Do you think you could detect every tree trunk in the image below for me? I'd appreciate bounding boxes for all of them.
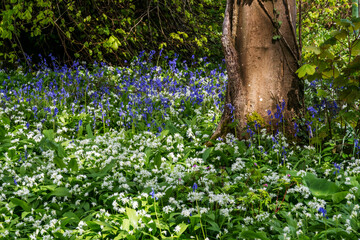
[212,0,303,140]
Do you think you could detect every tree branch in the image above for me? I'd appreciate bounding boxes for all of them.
[283,0,301,60]
[257,0,299,63]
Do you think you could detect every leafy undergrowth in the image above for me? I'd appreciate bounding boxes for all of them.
[0,56,360,240]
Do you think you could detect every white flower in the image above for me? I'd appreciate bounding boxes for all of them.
[174,225,181,233]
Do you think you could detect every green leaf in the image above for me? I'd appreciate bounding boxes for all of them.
[303,174,339,198]
[43,129,55,141]
[126,208,139,228]
[10,198,30,212]
[317,89,328,98]
[332,191,348,203]
[160,129,169,140]
[154,153,162,169]
[322,68,340,79]
[304,46,321,55]
[240,230,269,240]
[175,223,188,237]
[207,221,221,232]
[54,156,66,169]
[296,64,317,78]
[121,219,130,231]
[165,121,179,134]
[69,158,78,172]
[86,124,94,138]
[202,147,213,161]
[352,39,360,55]
[335,19,354,28]
[20,166,26,175]
[50,187,71,197]
[332,29,348,40]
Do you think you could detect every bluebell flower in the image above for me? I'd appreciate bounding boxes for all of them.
[53,107,59,117]
[192,182,198,192]
[294,122,299,136]
[13,177,18,186]
[150,188,158,200]
[333,163,341,174]
[318,207,328,219]
[307,106,318,118]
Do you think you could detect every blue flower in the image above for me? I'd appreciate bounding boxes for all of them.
[150,188,158,200]
[192,182,198,192]
[53,107,59,117]
[13,177,18,185]
[333,163,341,174]
[307,106,318,118]
[318,207,328,218]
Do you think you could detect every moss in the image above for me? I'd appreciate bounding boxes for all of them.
[246,112,266,128]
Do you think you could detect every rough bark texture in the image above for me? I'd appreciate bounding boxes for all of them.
[212,0,303,140]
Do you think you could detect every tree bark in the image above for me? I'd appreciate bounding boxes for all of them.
[211,0,303,140]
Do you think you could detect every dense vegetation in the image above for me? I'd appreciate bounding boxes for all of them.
[0,0,225,66]
[1,0,360,239]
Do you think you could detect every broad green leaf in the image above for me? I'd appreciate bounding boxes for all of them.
[86,124,94,138]
[296,64,316,78]
[126,208,138,228]
[322,68,340,79]
[332,191,348,203]
[304,46,321,55]
[202,147,213,161]
[352,39,360,55]
[335,19,354,28]
[10,198,30,212]
[54,156,66,169]
[165,121,179,134]
[317,89,328,98]
[207,221,220,232]
[121,219,130,231]
[332,29,348,40]
[43,129,55,141]
[50,187,71,197]
[349,177,359,186]
[86,221,101,231]
[69,158,78,172]
[154,153,162,169]
[39,185,57,191]
[160,129,170,140]
[303,174,339,197]
[319,49,335,60]
[176,223,188,237]
[317,227,349,238]
[240,230,269,240]
[21,211,31,219]
[20,166,26,175]
[339,87,360,103]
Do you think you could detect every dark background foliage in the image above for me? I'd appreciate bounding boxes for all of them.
[0,0,225,67]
